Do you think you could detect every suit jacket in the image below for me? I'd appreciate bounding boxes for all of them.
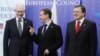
[65,19,97,56]
[3,18,33,56]
[31,22,63,56]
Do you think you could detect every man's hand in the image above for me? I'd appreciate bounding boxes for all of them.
[29,55,32,56]
[44,49,49,56]
[29,26,34,35]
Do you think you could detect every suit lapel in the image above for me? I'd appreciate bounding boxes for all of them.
[41,22,54,39]
[13,18,20,37]
[39,26,44,40]
[71,21,76,36]
[22,18,29,36]
[13,18,30,37]
[77,19,87,35]
[40,26,43,35]
[45,22,54,35]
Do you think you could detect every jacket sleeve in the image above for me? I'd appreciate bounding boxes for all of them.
[64,23,70,56]
[48,26,63,52]
[31,28,40,45]
[3,21,10,56]
[90,22,97,56]
[29,21,40,45]
[28,21,34,55]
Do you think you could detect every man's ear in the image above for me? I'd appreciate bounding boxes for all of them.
[83,13,86,16]
[46,14,49,18]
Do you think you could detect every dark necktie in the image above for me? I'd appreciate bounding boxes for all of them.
[75,21,81,33]
[42,24,47,36]
[18,19,22,36]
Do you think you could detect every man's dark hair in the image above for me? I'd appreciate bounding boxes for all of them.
[74,5,86,16]
[41,8,52,19]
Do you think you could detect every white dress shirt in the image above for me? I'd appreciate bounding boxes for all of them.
[75,17,85,27]
[42,19,52,34]
[16,17,24,31]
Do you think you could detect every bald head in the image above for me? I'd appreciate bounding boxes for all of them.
[14,4,25,18]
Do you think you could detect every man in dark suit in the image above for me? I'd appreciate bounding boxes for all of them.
[3,4,33,56]
[29,8,63,56]
[65,5,97,56]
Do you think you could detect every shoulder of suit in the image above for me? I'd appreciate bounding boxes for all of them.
[6,18,32,23]
[67,20,75,26]
[53,23,60,27]
[39,25,43,29]
[51,23,61,29]
[24,18,32,22]
[6,18,15,23]
[84,19,96,24]
[67,19,96,25]
[39,23,61,30]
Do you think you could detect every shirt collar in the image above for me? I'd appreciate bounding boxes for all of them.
[76,17,85,23]
[45,19,52,26]
[16,17,24,22]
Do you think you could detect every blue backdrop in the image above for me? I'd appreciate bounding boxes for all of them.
[25,0,100,56]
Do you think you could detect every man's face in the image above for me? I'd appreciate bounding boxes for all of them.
[73,7,84,20]
[39,11,48,23]
[15,7,25,18]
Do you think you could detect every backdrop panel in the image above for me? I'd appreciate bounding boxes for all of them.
[25,0,100,56]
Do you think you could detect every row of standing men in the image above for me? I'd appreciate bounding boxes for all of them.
[3,4,97,56]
